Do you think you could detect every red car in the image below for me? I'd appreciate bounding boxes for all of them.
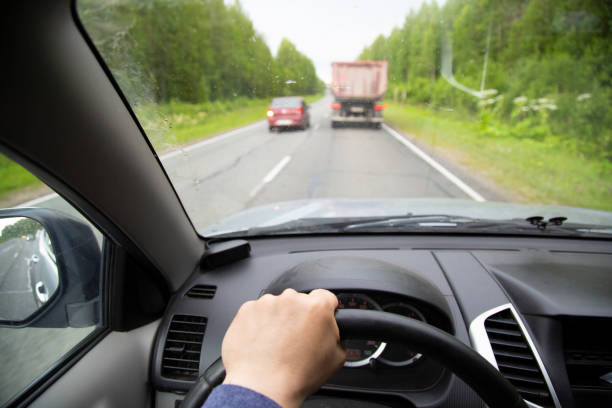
[267,96,310,131]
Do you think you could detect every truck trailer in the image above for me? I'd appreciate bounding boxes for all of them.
[330,61,388,128]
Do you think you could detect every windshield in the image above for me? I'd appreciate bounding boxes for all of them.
[76,0,612,237]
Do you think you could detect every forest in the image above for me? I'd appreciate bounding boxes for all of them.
[79,0,323,106]
[359,0,611,161]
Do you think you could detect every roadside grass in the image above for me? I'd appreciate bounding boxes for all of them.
[0,155,42,201]
[0,93,325,201]
[385,103,612,211]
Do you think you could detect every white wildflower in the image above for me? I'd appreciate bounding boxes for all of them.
[480,89,499,98]
[513,96,528,104]
[537,98,551,104]
[521,106,530,112]
[478,98,497,107]
[577,93,591,101]
[543,104,558,111]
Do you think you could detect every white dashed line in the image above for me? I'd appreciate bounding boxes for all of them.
[383,124,486,202]
[249,155,292,198]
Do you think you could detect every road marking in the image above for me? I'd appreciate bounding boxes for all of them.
[0,290,32,294]
[249,155,292,198]
[383,124,486,202]
[15,121,268,207]
[26,259,32,290]
[314,123,320,130]
[18,193,58,208]
[13,253,18,258]
[161,120,266,161]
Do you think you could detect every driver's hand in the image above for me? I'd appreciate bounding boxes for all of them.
[221,288,346,408]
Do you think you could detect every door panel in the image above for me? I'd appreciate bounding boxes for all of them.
[29,320,159,408]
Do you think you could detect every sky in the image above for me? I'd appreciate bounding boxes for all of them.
[235,0,437,82]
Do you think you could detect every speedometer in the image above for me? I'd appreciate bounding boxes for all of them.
[378,303,426,366]
[337,293,386,368]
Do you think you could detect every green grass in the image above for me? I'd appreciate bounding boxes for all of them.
[0,155,42,201]
[385,102,612,211]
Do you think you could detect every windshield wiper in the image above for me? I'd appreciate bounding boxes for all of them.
[342,214,478,231]
[209,214,455,237]
[208,214,612,238]
[343,214,612,237]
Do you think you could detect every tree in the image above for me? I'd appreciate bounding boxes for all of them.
[0,218,42,242]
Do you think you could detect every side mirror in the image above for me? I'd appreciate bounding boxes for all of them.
[0,208,101,328]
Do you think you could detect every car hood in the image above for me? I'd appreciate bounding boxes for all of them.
[200,198,612,236]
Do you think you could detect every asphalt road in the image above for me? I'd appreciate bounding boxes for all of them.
[0,230,60,322]
[162,95,482,230]
[0,237,39,321]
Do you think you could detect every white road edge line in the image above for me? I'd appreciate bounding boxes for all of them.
[249,155,292,198]
[160,120,266,161]
[18,193,58,208]
[16,120,268,207]
[382,123,486,202]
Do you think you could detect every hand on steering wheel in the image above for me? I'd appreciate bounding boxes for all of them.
[221,288,345,408]
[181,289,527,408]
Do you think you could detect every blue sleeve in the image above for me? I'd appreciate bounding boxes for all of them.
[202,384,282,408]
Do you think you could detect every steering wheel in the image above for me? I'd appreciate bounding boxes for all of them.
[181,309,527,408]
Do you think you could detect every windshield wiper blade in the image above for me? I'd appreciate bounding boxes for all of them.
[341,214,480,231]
[208,214,612,238]
[212,215,407,237]
[342,214,612,236]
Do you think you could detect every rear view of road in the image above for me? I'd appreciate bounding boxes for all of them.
[0,237,39,320]
[163,95,484,229]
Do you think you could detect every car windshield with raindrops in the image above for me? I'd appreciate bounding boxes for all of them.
[75,0,612,239]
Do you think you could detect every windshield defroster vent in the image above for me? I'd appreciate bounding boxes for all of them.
[485,309,554,407]
[161,314,207,381]
[186,284,217,299]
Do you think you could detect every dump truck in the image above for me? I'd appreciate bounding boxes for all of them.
[330,61,388,128]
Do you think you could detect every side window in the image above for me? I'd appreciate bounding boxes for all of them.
[0,153,105,405]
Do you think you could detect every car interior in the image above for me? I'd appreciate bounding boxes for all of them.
[1,1,611,408]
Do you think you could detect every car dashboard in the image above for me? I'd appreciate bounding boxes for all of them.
[150,235,612,408]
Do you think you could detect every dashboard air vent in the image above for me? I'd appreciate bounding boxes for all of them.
[161,314,207,381]
[485,309,554,407]
[186,284,217,299]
